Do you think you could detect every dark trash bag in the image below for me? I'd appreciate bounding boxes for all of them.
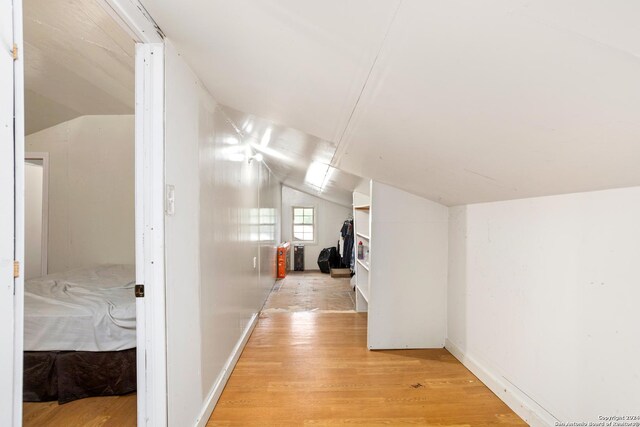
[318,247,340,273]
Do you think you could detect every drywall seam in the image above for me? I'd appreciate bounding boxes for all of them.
[195,313,259,427]
[445,338,556,427]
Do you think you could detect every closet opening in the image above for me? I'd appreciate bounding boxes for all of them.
[24,153,48,280]
[22,0,137,424]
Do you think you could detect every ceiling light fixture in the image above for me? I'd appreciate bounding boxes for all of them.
[250,142,292,163]
[248,152,264,164]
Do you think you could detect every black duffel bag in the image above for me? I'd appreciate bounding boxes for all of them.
[317,247,339,273]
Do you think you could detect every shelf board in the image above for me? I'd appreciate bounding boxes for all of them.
[356,284,369,302]
[356,232,370,240]
[354,204,370,211]
[356,259,370,271]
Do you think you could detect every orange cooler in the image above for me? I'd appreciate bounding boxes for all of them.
[277,242,291,279]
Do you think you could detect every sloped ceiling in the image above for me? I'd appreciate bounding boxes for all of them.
[222,106,364,207]
[143,0,640,205]
[24,0,134,135]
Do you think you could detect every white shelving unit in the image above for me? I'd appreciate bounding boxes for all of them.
[353,200,370,312]
[352,180,449,350]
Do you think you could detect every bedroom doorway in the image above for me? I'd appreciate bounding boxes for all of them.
[24,154,48,280]
[22,0,138,422]
[16,0,165,426]
[4,0,166,425]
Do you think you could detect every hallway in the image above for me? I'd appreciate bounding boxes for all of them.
[207,273,526,426]
[262,271,355,313]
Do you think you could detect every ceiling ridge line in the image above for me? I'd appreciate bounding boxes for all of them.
[325,0,404,179]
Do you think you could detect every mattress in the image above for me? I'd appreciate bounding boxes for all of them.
[24,264,136,352]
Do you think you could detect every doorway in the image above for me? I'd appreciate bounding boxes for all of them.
[24,153,48,280]
[22,0,137,422]
[4,0,166,425]
[17,0,165,426]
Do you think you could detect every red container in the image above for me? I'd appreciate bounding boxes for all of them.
[276,242,291,279]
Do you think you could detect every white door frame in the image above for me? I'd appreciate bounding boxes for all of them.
[99,1,167,426]
[7,0,167,426]
[25,152,49,277]
[7,0,26,424]
[133,42,167,427]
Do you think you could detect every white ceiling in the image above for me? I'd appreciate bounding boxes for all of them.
[24,0,135,135]
[336,0,640,205]
[143,0,640,205]
[142,0,401,143]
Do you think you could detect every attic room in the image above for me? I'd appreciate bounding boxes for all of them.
[1,1,639,427]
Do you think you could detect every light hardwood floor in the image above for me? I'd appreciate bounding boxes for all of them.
[208,273,527,426]
[23,394,136,427]
[23,273,526,426]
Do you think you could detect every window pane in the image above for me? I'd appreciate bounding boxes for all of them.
[293,225,305,240]
[293,208,315,241]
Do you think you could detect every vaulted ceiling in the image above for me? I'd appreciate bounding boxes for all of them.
[222,106,364,207]
[24,0,134,135]
[141,0,640,206]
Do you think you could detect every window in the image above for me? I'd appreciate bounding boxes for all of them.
[259,207,277,242]
[292,207,315,242]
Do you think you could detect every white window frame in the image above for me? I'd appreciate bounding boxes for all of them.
[292,206,317,244]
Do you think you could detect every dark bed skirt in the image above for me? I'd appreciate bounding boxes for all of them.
[23,348,137,404]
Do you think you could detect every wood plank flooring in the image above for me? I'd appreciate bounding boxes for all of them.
[22,272,526,426]
[23,393,136,427]
[207,272,527,426]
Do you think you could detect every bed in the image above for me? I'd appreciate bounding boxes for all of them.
[23,264,137,403]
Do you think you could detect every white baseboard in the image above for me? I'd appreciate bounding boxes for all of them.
[195,313,259,427]
[445,339,556,427]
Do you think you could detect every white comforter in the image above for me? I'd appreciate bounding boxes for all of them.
[24,264,136,352]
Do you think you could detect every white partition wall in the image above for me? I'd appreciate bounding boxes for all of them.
[164,40,281,427]
[363,181,449,349]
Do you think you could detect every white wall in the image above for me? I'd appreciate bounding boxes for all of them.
[369,181,448,349]
[447,186,640,425]
[164,41,281,427]
[259,169,282,290]
[25,115,134,273]
[281,185,351,270]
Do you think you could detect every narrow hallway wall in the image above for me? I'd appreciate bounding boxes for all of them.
[164,41,281,426]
